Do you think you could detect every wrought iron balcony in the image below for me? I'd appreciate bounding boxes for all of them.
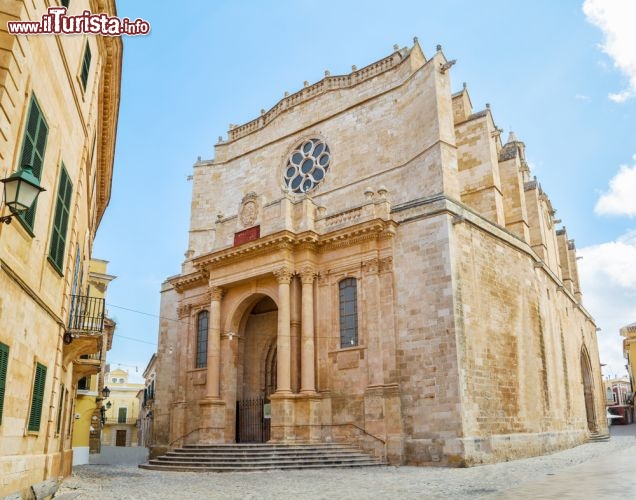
[67,294,105,335]
[63,295,106,365]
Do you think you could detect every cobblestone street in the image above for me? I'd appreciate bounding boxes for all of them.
[56,425,636,499]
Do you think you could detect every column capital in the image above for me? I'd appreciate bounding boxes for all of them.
[362,258,379,274]
[273,266,293,284]
[176,303,192,319]
[210,286,225,301]
[298,265,317,284]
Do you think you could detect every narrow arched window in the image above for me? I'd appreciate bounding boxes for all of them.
[339,278,358,348]
[196,311,208,368]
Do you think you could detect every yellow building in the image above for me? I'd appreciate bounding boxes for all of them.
[0,1,121,496]
[71,259,116,465]
[621,322,636,399]
[101,368,144,447]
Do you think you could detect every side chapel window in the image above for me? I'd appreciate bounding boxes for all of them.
[339,278,358,348]
[196,311,208,368]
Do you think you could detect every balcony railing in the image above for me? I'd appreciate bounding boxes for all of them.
[80,352,102,361]
[104,418,138,425]
[68,294,105,334]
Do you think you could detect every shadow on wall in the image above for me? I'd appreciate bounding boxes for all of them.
[89,446,149,465]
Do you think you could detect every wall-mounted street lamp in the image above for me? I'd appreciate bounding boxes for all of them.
[96,386,111,405]
[0,165,45,224]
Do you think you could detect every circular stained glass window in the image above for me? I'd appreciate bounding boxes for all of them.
[283,138,331,194]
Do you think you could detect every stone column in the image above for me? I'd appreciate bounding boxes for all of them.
[274,267,292,394]
[206,287,224,399]
[300,266,317,394]
[290,276,301,393]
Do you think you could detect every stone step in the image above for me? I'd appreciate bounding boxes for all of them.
[149,456,373,466]
[588,432,610,442]
[166,450,369,457]
[161,455,376,463]
[139,462,385,472]
[180,444,358,450]
[140,443,385,472]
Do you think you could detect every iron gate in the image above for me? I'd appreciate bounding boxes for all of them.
[236,398,270,443]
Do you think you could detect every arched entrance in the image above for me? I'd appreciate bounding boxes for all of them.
[236,296,278,442]
[580,346,596,431]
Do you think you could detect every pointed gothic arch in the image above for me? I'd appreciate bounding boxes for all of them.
[580,345,597,431]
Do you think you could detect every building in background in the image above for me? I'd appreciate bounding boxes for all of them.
[0,1,121,496]
[71,260,116,464]
[101,368,144,447]
[604,376,632,425]
[614,322,636,426]
[139,354,157,447]
[153,40,605,466]
[621,322,636,395]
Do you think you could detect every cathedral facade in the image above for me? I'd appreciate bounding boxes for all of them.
[152,40,605,466]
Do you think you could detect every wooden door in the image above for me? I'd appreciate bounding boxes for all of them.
[116,429,127,446]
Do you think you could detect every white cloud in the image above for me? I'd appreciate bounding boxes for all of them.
[578,231,636,377]
[595,155,636,217]
[583,0,636,103]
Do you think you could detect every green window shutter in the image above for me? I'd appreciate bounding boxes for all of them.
[28,363,47,432]
[0,342,9,425]
[18,96,48,232]
[48,166,73,274]
[61,0,70,8]
[81,42,91,90]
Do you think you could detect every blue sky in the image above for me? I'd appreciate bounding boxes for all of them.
[95,0,636,380]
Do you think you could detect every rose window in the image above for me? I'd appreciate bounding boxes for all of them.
[284,138,331,194]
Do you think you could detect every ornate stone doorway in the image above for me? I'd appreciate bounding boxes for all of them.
[236,296,278,442]
[580,347,596,431]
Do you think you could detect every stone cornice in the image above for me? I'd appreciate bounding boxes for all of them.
[225,48,410,143]
[191,219,396,272]
[170,270,209,294]
[95,10,123,228]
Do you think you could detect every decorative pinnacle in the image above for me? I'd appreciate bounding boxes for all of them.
[324,70,330,77]
[486,103,491,109]
[413,37,419,44]
[393,44,399,51]
[304,81,309,87]
[463,82,467,89]
[351,65,357,71]
[436,44,442,52]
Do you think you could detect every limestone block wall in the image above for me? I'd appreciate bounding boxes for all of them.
[390,212,462,464]
[455,111,505,226]
[187,45,458,259]
[152,282,180,451]
[451,217,604,464]
[498,152,530,242]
